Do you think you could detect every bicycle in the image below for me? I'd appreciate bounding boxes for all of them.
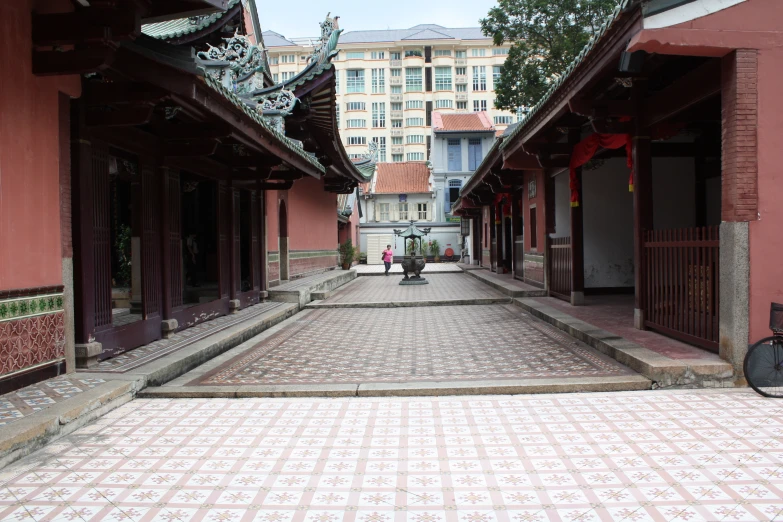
[744,302,783,397]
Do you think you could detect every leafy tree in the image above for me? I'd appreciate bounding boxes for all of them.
[481,0,617,111]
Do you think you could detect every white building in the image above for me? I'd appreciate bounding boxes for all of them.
[262,24,516,163]
[359,162,461,262]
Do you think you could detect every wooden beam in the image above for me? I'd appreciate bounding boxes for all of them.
[591,118,633,134]
[642,59,721,128]
[86,105,154,127]
[163,139,220,157]
[85,83,167,106]
[570,97,634,118]
[33,46,116,76]
[150,121,232,140]
[32,9,140,46]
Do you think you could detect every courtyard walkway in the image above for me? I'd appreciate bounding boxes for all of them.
[1,388,781,521]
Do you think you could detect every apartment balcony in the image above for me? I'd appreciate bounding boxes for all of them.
[403,55,425,67]
[455,92,468,101]
[390,94,403,102]
[389,59,402,67]
[390,145,404,154]
[432,56,453,67]
[455,58,468,66]
[454,74,468,85]
[390,128,404,137]
[389,77,403,86]
[390,110,403,119]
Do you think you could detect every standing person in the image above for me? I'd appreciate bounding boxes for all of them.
[382,244,393,276]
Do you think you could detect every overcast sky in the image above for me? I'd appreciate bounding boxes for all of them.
[260,0,499,39]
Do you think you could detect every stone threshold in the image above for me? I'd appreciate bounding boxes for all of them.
[305,297,513,309]
[464,269,548,297]
[139,375,651,399]
[0,301,298,469]
[269,269,357,308]
[512,298,735,388]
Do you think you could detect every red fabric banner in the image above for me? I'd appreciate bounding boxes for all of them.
[569,133,633,207]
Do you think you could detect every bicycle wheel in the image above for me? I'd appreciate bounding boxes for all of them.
[744,336,783,397]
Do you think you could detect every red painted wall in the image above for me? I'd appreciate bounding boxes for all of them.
[0,0,80,291]
[287,177,338,251]
[522,171,546,253]
[266,190,281,252]
[749,46,783,341]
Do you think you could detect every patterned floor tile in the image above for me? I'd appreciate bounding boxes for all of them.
[0,377,106,426]
[191,305,634,386]
[0,389,780,522]
[321,274,505,303]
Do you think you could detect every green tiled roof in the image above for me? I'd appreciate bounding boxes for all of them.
[202,74,325,173]
[142,0,240,40]
[500,0,632,149]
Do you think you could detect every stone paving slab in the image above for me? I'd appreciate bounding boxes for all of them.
[353,263,463,275]
[268,269,356,308]
[464,268,548,297]
[1,388,781,522]
[167,305,642,390]
[306,298,513,309]
[316,273,508,305]
[514,298,735,388]
[0,377,107,426]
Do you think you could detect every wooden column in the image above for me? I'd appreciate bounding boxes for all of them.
[632,81,653,329]
[511,191,521,279]
[250,190,261,293]
[217,181,231,300]
[139,157,161,320]
[570,167,585,305]
[72,132,96,345]
[159,166,182,321]
[229,184,241,311]
[257,184,268,296]
[489,204,497,271]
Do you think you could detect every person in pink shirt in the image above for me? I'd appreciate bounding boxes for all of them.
[382,245,393,276]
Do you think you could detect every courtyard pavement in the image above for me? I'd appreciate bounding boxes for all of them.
[1,388,781,521]
[353,264,463,275]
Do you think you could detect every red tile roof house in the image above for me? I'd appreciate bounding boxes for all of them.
[359,162,463,264]
[430,112,497,264]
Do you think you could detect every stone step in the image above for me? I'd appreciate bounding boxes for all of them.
[464,268,548,297]
[269,269,357,308]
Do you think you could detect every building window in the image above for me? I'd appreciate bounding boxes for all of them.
[456,84,467,92]
[269,56,279,65]
[391,120,403,128]
[391,85,402,94]
[372,136,387,162]
[468,138,482,170]
[434,49,452,57]
[457,101,468,110]
[471,49,486,57]
[280,71,292,81]
[472,66,487,91]
[346,69,365,93]
[447,179,462,213]
[346,102,365,111]
[473,100,487,112]
[391,102,403,111]
[371,69,385,93]
[336,104,340,127]
[335,73,340,94]
[492,65,502,87]
[405,49,423,57]
[348,153,364,160]
[406,117,424,127]
[492,47,509,56]
[455,50,467,58]
[391,68,402,77]
[407,152,425,161]
[281,54,296,63]
[346,119,366,128]
[405,67,422,92]
[347,136,367,146]
[399,202,409,220]
[447,138,461,172]
[405,100,424,110]
[392,136,403,145]
[371,51,385,60]
[434,66,452,90]
[417,202,428,220]
[406,135,425,144]
[390,51,401,60]
[435,99,453,109]
[529,207,538,249]
[273,73,279,83]
[379,203,390,221]
[494,115,514,125]
[455,67,467,75]
[392,154,404,162]
[372,102,386,128]
[346,51,365,59]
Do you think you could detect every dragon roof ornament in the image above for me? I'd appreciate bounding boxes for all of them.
[196,31,267,94]
[309,13,341,66]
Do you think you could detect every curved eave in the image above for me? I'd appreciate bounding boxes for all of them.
[142,0,241,41]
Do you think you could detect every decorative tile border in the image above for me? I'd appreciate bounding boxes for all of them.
[0,292,64,323]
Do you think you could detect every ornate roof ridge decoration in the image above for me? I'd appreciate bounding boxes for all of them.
[310,13,342,66]
[201,74,325,173]
[196,31,268,94]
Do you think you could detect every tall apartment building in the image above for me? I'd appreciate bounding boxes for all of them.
[263,24,516,163]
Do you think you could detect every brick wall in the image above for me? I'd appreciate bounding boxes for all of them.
[721,49,758,223]
[290,254,337,278]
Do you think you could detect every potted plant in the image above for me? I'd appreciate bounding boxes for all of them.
[359,252,367,264]
[429,239,441,262]
[339,239,358,270]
